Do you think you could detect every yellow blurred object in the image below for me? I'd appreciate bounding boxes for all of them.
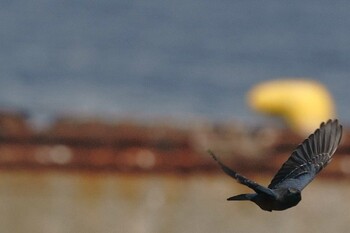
[247,79,335,135]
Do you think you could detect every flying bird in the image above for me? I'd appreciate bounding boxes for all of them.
[209,119,342,211]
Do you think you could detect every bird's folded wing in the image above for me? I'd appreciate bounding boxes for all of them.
[209,150,276,198]
[268,119,342,190]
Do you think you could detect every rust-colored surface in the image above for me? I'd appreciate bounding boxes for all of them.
[0,111,349,177]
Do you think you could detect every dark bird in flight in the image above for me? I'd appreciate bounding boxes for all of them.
[209,119,342,211]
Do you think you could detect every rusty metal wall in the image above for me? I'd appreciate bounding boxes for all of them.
[0,112,350,177]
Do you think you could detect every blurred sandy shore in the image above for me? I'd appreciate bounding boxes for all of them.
[0,171,349,233]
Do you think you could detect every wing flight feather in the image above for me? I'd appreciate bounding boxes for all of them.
[268,119,342,189]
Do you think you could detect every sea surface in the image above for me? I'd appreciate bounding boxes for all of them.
[1,1,350,126]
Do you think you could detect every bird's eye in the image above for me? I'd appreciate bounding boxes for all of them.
[288,188,299,194]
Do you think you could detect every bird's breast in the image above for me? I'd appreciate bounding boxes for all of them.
[253,193,301,211]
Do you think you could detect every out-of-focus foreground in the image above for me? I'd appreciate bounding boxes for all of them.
[0,111,350,233]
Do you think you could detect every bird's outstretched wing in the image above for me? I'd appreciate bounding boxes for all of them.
[209,150,277,198]
[268,119,342,190]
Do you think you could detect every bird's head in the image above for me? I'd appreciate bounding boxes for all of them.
[286,187,301,202]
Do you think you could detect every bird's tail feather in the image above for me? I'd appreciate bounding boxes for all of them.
[227,193,255,201]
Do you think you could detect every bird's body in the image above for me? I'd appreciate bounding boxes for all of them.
[209,119,342,211]
[229,188,301,211]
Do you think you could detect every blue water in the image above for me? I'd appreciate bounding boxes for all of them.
[1,1,350,126]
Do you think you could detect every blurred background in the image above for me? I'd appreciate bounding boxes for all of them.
[1,1,350,232]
